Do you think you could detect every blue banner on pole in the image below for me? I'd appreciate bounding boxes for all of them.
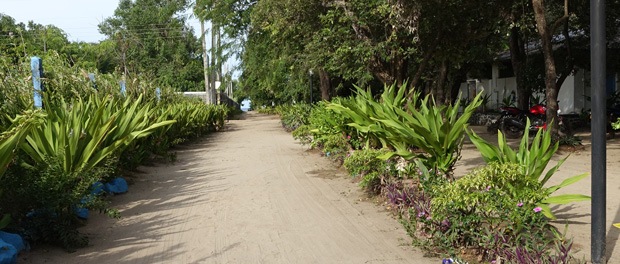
[88,73,97,90]
[30,57,43,109]
[120,80,126,96]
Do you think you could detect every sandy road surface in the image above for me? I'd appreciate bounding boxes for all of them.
[21,112,438,264]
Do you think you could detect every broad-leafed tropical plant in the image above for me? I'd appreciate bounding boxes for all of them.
[331,83,483,177]
[466,120,589,219]
[0,110,45,229]
[328,84,409,149]
[374,89,483,177]
[20,95,175,174]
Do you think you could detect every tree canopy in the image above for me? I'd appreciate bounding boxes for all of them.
[99,0,203,91]
[3,0,620,118]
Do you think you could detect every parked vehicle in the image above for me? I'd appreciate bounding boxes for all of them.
[487,104,563,138]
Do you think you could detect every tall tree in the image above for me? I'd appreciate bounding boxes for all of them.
[0,14,26,63]
[531,0,572,135]
[99,0,203,91]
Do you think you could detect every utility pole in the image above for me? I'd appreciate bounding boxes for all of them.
[216,24,222,104]
[201,20,211,104]
[210,22,217,105]
[590,0,607,263]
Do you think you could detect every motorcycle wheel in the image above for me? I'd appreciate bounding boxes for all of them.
[487,120,500,134]
[500,121,524,139]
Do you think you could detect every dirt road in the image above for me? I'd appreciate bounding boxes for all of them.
[21,112,438,263]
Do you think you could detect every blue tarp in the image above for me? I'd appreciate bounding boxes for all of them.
[0,231,25,264]
[73,179,127,219]
[103,177,128,194]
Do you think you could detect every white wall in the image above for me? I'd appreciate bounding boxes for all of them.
[459,77,517,109]
[558,75,575,114]
[459,72,585,114]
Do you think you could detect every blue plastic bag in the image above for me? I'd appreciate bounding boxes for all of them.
[0,239,18,264]
[103,177,128,194]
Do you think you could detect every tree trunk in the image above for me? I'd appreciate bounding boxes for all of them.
[532,0,559,136]
[434,60,449,105]
[450,66,468,105]
[556,17,574,93]
[318,69,331,101]
[509,21,528,110]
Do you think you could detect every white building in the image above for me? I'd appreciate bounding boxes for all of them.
[460,63,619,115]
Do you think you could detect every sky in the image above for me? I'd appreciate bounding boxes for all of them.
[2,0,202,43]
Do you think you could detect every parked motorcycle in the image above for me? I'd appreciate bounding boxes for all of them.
[487,104,562,138]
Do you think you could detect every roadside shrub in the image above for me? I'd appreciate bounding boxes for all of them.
[256,106,278,115]
[0,52,230,252]
[306,101,353,145]
[2,156,116,251]
[319,134,350,164]
[279,104,312,131]
[488,227,582,264]
[432,163,548,250]
[0,110,45,230]
[396,162,581,262]
[330,83,483,178]
[292,101,367,158]
[343,148,391,191]
[292,124,312,145]
[554,134,582,147]
[467,120,589,219]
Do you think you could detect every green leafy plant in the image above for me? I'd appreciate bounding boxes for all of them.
[479,93,492,112]
[330,83,483,177]
[21,95,175,174]
[0,110,45,229]
[328,84,406,149]
[320,134,350,164]
[501,95,516,108]
[293,100,358,150]
[279,104,312,131]
[292,124,313,146]
[466,120,589,219]
[433,163,549,246]
[6,156,117,251]
[343,148,391,191]
[554,134,582,147]
[375,92,482,177]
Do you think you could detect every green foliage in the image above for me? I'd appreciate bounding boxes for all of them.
[433,163,548,235]
[239,0,509,104]
[554,134,582,147]
[0,52,228,250]
[331,83,482,177]
[99,0,204,91]
[401,163,554,259]
[291,125,312,146]
[319,134,350,164]
[307,101,350,141]
[328,84,408,150]
[2,154,119,251]
[343,148,391,190]
[0,110,45,229]
[613,118,620,130]
[20,95,175,175]
[279,104,312,131]
[0,110,45,177]
[293,100,360,149]
[467,120,590,219]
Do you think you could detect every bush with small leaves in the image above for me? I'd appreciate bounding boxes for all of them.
[344,148,391,191]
